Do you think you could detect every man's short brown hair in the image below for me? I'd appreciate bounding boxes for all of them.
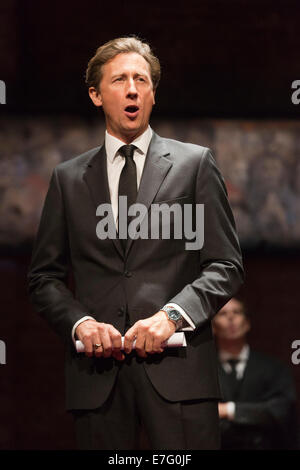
[85,36,161,91]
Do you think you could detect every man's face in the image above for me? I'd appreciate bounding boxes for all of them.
[213,299,250,341]
[89,52,155,143]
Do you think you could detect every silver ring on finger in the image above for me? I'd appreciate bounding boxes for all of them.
[93,343,102,350]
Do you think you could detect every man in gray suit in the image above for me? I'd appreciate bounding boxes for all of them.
[28,36,244,450]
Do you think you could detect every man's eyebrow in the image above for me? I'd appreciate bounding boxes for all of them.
[135,72,150,79]
[111,72,149,79]
[111,73,126,79]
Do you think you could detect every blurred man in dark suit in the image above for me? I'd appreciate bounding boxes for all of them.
[28,36,244,450]
[213,297,297,449]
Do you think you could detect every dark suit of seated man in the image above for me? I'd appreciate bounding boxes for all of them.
[28,36,244,450]
[213,298,297,449]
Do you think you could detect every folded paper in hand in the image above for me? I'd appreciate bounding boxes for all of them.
[76,332,187,353]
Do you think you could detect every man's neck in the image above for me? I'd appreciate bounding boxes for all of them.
[106,127,148,145]
[217,339,247,357]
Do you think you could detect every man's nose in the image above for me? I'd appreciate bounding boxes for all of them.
[126,78,138,96]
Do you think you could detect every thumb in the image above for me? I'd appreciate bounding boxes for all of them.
[124,324,138,341]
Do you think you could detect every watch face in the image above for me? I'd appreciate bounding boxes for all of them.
[168,310,181,322]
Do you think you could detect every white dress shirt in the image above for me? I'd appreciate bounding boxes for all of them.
[72,126,195,342]
[105,125,152,226]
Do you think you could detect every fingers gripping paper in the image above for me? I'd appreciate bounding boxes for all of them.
[76,332,187,353]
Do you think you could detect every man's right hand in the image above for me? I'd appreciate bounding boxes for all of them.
[75,320,125,361]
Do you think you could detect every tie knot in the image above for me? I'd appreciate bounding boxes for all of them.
[228,359,239,369]
[119,144,136,160]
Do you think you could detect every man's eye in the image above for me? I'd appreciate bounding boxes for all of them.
[137,77,145,82]
[114,77,123,82]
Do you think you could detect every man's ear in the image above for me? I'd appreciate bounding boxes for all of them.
[152,89,156,105]
[88,87,102,107]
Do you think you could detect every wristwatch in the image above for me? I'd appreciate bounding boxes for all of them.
[162,305,184,331]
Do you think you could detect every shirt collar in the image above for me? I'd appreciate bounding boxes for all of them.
[219,344,250,363]
[105,126,153,163]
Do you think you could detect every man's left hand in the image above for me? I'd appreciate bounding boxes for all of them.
[218,402,230,419]
[124,310,176,357]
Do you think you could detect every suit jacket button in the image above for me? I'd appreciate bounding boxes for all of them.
[118,308,124,316]
[124,271,132,278]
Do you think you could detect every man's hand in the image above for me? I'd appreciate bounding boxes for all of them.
[75,319,124,361]
[124,310,176,358]
[218,402,230,419]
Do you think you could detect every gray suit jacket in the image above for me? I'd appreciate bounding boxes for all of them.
[28,132,244,410]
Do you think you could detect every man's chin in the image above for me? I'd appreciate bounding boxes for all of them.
[223,333,243,341]
[107,122,148,142]
[121,125,147,140]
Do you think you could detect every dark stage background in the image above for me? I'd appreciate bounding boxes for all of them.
[1,0,300,449]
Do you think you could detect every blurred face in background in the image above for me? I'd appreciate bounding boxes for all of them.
[213,298,250,342]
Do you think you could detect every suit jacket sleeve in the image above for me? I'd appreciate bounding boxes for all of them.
[169,148,244,327]
[27,167,90,343]
[234,364,297,432]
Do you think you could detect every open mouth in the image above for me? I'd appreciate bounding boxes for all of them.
[124,105,139,117]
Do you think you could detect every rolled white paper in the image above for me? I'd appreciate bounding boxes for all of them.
[75,332,187,353]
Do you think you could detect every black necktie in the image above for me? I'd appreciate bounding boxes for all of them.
[227,359,240,400]
[118,144,137,250]
[228,359,238,379]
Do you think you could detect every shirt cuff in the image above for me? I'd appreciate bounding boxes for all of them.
[226,401,236,420]
[162,303,196,330]
[71,316,96,345]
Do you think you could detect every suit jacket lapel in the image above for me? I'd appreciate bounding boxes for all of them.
[125,132,172,257]
[83,144,124,259]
